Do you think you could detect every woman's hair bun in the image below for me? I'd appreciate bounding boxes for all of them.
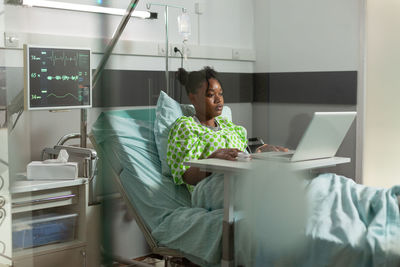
[176,68,189,86]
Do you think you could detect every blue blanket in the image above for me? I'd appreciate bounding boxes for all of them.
[302,174,400,267]
[237,172,400,266]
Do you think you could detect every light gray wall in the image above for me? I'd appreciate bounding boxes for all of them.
[5,0,254,50]
[252,0,360,179]
[253,0,360,73]
[228,103,253,138]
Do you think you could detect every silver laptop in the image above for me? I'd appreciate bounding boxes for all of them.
[252,112,356,162]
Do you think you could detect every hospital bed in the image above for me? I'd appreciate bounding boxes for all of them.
[90,107,223,266]
[90,100,400,266]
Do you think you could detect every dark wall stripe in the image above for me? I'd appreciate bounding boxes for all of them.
[218,72,254,103]
[253,73,270,103]
[93,70,254,107]
[254,71,357,105]
[1,68,357,107]
[94,70,356,107]
[93,70,163,107]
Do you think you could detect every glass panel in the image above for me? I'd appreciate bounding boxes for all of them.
[235,0,361,265]
[7,0,400,266]
[0,0,12,264]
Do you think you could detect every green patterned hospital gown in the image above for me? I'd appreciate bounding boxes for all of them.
[167,116,248,192]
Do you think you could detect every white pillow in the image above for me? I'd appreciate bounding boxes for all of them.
[154,91,232,176]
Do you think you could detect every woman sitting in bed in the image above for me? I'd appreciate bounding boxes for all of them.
[166,67,400,264]
[166,67,287,208]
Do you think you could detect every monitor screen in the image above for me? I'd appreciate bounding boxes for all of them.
[25,45,92,110]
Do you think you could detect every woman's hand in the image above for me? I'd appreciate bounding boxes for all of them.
[183,148,241,185]
[208,148,241,161]
[256,144,288,153]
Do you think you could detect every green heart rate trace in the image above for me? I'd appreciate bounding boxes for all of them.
[47,75,79,81]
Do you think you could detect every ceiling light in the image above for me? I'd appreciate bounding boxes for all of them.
[19,0,157,19]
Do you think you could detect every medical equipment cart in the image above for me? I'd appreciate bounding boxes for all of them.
[9,178,88,267]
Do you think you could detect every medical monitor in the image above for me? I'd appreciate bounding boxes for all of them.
[25,45,92,110]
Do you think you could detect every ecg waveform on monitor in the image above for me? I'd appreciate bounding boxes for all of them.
[46,51,80,66]
[46,92,81,101]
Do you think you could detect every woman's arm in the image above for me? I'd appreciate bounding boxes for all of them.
[182,148,240,185]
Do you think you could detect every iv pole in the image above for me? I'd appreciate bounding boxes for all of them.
[146,3,186,97]
[82,1,185,148]
[80,0,140,148]
[76,0,141,207]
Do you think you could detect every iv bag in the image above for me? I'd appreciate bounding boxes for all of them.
[178,13,191,41]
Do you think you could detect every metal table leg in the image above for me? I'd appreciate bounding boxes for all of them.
[222,172,234,267]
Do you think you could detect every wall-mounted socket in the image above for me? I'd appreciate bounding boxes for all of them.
[158,43,167,56]
[171,45,191,58]
[4,32,19,48]
[172,46,181,57]
[232,49,240,60]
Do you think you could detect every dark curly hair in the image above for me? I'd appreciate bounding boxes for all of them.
[176,66,222,95]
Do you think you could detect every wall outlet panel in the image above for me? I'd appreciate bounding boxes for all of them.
[0,32,256,62]
[4,32,19,48]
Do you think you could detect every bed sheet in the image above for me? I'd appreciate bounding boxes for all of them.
[302,173,400,266]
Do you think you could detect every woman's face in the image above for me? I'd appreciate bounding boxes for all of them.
[189,78,224,120]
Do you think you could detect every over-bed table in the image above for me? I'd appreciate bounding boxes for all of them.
[185,157,351,266]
